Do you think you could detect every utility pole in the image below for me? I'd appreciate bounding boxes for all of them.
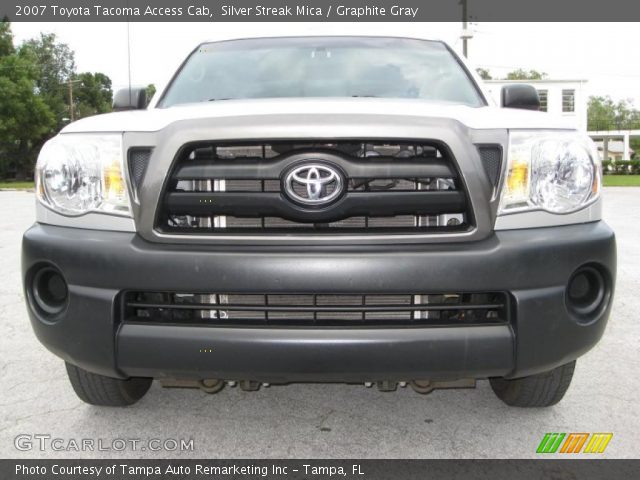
[64,79,82,122]
[462,0,468,58]
[459,0,473,58]
[68,79,74,121]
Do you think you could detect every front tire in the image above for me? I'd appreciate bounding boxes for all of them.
[490,361,576,407]
[65,362,152,406]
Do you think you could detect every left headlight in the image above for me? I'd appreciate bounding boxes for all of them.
[35,134,131,216]
[499,131,601,215]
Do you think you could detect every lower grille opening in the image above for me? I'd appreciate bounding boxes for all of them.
[123,292,510,328]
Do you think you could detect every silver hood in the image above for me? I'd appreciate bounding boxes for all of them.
[61,97,576,134]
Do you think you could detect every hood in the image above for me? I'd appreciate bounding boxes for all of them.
[61,98,576,134]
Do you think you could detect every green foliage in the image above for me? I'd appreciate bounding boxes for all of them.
[0,21,116,180]
[0,17,14,57]
[588,96,640,131]
[505,69,547,80]
[602,160,640,175]
[74,72,113,118]
[0,53,55,178]
[146,83,157,106]
[18,32,76,129]
[475,68,492,80]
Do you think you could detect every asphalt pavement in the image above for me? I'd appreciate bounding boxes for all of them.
[1,188,638,459]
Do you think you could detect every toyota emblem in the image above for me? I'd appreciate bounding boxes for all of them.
[283,163,344,206]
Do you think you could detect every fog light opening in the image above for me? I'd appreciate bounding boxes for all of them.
[32,266,68,316]
[566,266,607,319]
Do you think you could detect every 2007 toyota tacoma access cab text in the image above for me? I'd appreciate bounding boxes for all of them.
[22,36,616,407]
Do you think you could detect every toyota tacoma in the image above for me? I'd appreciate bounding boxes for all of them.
[22,36,616,407]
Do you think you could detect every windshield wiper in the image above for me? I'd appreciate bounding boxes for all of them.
[208,98,233,102]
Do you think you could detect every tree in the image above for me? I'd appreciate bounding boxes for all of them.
[19,33,75,129]
[475,68,492,80]
[0,53,55,179]
[588,96,640,131]
[74,72,113,118]
[0,16,14,57]
[505,69,547,80]
[146,83,156,106]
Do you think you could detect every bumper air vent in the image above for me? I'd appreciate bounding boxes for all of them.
[123,291,510,328]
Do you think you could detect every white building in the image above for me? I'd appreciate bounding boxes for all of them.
[592,139,634,162]
[483,79,637,161]
[588,130,639,161]
[484,79,589,132]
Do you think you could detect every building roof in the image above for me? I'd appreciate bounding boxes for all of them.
[484,79,588,84]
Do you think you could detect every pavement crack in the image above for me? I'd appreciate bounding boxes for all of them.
[315,408,335,431]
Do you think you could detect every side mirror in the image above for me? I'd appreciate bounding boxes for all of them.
[113,87,147,111]
[500,84,541,111]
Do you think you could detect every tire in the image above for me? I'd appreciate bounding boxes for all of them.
[490,361,576,408]
[65,362,152,406]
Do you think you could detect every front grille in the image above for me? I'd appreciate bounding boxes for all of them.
[123,291,509,328]
[155,140,474,235]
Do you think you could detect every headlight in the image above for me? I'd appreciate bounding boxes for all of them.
[499,131,600,215]
[35,134,131,216]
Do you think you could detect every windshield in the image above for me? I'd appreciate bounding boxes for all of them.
[159,37,485,108]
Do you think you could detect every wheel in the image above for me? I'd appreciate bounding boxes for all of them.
[490,361,576,407]
[65,362,152,406]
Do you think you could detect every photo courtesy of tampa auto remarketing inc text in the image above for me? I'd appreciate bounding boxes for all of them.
[0,0,638,478]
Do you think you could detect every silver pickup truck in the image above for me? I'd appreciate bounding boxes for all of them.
[22,36,615,407]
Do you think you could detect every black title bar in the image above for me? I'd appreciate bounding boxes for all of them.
[3,459,640,480]
[3,0,640,22]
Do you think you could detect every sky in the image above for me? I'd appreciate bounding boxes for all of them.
[10,22,640,105]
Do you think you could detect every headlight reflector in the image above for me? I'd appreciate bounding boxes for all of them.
[36,134,131,216]
[499,131,600,215]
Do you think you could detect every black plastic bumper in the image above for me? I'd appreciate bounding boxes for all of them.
[22,221,616,382]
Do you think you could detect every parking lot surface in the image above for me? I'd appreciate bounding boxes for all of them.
[1,189,638,458]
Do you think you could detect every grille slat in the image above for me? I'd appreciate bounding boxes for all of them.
[125,302,505,312]
[123,292,509,328]
[174,157,456,181]
[157,140,474,235]
[164,190,466,222]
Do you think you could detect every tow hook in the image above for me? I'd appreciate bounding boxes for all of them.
[409,379,476,395]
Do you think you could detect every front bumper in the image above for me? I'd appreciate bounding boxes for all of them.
[22,221,616,382]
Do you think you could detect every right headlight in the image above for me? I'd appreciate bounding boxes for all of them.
[499,131,601,215]
[35,133,131,217]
